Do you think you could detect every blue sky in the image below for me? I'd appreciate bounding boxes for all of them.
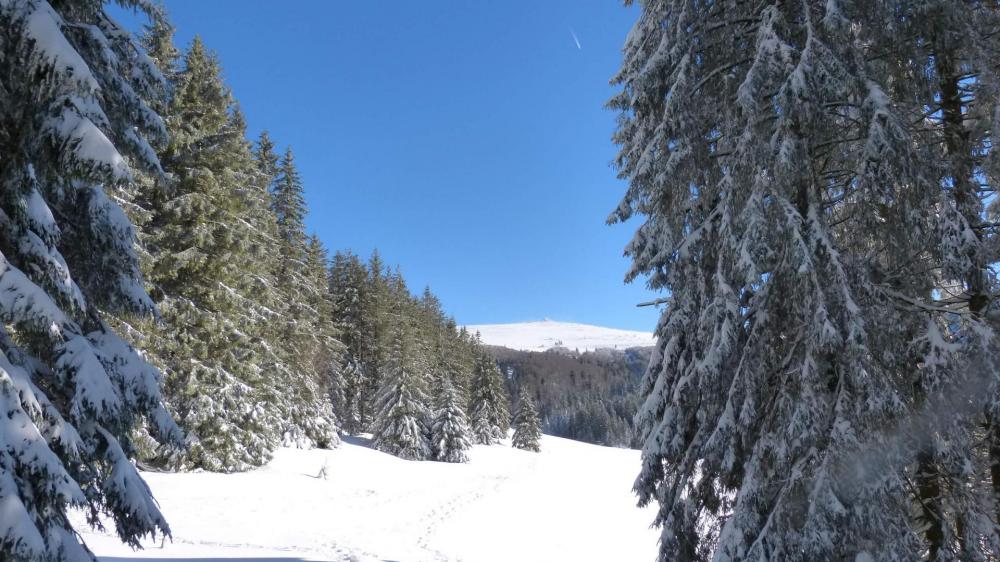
[112,1,659,332]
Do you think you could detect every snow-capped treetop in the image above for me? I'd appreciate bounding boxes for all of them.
[0,1,181,560]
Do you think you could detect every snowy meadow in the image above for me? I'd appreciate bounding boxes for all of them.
[76,435,657,562]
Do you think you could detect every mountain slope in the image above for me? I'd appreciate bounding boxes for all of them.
[76,436,658,561]
[491,345,650,447]
[464,319,654,352]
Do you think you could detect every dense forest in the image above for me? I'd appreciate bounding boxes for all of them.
[116,10,525,470]
[492,346,650,447]
[0,4,541,560]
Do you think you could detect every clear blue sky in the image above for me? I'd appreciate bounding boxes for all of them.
[112,1,660,332]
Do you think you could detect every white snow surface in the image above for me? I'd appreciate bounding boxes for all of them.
[76,434,658,562]
[463,319,654,352]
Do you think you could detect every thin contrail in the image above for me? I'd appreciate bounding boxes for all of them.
[569,27,582,50]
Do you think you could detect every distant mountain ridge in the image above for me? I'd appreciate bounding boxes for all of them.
[487,344,651,448]
[458,319,655,448]
[463,319,654,353]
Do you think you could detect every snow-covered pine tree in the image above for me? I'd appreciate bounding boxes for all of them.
[144,37,279,472]
[337,356,363,432]
[138,3,179,96]
[511,388,541,452]
[253,131,280,189]
[431,320,473,420]
[0,1,184,559]
[272,148,308,252]
[231,114,319,454]
[876,5,1000,557]
[372,324,431,460]
[330,250,369,433]
[246,131,283,275]
[611,1,1000,560]
[469,351,510,445]
[359,250,390,427]
[267,149,341,448]
[298,234,342,448]
[431,377,472,463]
[452,325,478,400]
[100,4,181,463]
[330,254,482,448]
[113,5,176,238]
[242,129,288,427]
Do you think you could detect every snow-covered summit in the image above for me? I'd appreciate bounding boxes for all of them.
[463,319,654,352]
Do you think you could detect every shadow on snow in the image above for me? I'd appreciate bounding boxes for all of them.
[340,434,374,448]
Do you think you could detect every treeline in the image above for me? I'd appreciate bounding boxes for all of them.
[545,395,635,447]
[329,251,526,461]
[114,17,342,472]
[493,347,649,448]
[116,11,533,471]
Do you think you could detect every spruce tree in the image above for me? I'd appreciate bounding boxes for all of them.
[330,255,483,453]
[246,131,282,274]
[469,351,510,445]
[0,1,183,558]
[267,148,341,448]
[372,325,431,460]
[297,234,342,448]
[611,2,1000,560]
[138,3,180,89]
[144,37,278,472]
[511,388,541,453]
[253,131,280,189]
[330,250,368,434]
[272,148,307,250]
[431,377,472,463]
[359,250,390,427]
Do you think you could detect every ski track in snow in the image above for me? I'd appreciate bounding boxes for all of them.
[75,435,658,562]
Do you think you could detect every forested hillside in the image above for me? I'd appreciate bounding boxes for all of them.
[329,251,515,460]
[492,345,650,447]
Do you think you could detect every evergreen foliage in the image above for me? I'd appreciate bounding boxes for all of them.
[469,352,511,445]
[119,16,346,470]
[359,250,388,426]
[140,37,281,472]
[138,4,179,89]
[372,326,431,460]
[431,377,472,463]
[511,388,541,452]
[293,235,342,448]
[272,149,308,251]
[612,2,1000,560]
[267,147,341,449]
[496,346,646,448]
[0,1,183,559]
[330,251,369,434]
[330,250,482,447]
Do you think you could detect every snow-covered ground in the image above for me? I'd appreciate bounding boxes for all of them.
[77,434,658,562]
[463,319,654,352]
